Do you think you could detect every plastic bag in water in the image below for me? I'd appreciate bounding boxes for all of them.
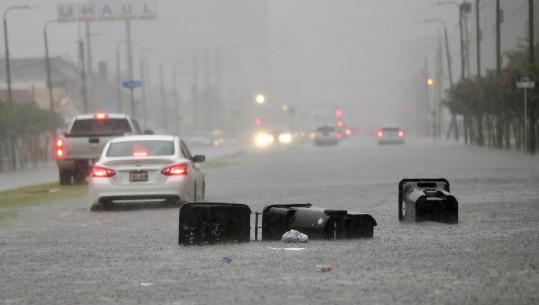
[282,229,308,243]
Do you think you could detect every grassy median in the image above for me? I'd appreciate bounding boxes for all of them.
[0,183,87,221]
[0,158,234,222]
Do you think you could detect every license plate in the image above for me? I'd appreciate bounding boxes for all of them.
[129,171,148,182]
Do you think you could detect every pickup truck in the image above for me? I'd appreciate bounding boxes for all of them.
[55,113,143,185]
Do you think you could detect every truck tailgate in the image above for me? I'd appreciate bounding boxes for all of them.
[63,136,118,159]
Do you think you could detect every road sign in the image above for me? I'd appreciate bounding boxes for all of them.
[516,74,535,89]
[58,1,157,22]
[121,80,143,89]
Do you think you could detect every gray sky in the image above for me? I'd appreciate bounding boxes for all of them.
[1,0,534,132]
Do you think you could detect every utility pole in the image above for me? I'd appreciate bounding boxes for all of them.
[424,58,429,136]
[173,63,182,136]
[159,60,168,132]
[44,21,56,111]
[85,21,94,110]
[126,19,135,117]
[437,32,444,139]
[204,50,212,130]
[192,50,199,132]
[79,40,88,113]
[476,0,481,78]
[494,0,505,148]
[528,0,536,154]
[459,4,466,81]
[475,0,485,146]
[116,43,122,112]
[496,0,501,74]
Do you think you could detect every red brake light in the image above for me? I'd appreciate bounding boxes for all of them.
[377,130,383,137]
[55,138,64,158]
[133,151,147,157]
[345,128,352,136]
[336,132,342,139]
[94,113,108,120]
[398,130,404,137]
[161,164,188,176]
[91,166,116,178]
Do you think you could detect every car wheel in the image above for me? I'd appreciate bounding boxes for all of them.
[59,170,72,185]
[73,169,87,184]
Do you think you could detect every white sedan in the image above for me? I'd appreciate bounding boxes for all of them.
[89,135,205,210]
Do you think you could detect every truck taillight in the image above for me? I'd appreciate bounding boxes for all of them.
[161,164,188,176]
[55,138,64,158]
[91,166,116,178]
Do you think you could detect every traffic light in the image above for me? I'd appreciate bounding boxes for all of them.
[335,108,342,117]
[336,121,343,128]
[255,118,262,125]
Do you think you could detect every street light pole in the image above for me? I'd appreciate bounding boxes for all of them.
[115,41,126,112]
[125,19,135,117]
[436,1,468,80]
[425,19,453,87]
[3,5,32,105]
[43,20,57,112]
[159,57,174,132]
[173,62,182,136]
[139,50,155,129]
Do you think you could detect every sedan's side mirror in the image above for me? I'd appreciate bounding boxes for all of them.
[193,155,205,163]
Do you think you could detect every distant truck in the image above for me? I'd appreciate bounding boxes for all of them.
[54,113,143,185]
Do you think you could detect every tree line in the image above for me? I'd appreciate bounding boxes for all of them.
[0,101,64,170]
[445,42,538,154]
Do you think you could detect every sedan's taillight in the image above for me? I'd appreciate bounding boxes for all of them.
[398,130,404,137]
[161,164,188,176]
[91,166,116,178]
[377,130,383,137]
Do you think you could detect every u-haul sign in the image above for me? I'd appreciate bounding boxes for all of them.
[57,1,157,22]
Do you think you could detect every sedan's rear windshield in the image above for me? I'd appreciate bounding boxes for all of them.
[381,127,401,132]
[106,140,175,157]
[70,119,132,136]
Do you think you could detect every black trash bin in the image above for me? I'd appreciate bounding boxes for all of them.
[399,178,458,224]
[179,202,251,245]
[261,204,377,240]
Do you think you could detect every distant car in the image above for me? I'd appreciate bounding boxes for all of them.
[312,125,341,146]
[253,131,275,148]
[271,130,293,145]
[376,125,405,144]
[89,135,206,210]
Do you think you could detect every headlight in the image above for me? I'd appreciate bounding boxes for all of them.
[278,133,292,144]
[255,132,273,147]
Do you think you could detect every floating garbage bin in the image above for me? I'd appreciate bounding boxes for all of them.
[179,202,251,245]
[399,178,458,224]
[261,204,377,240]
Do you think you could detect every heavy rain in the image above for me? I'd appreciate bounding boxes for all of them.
[1,1,538,304]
